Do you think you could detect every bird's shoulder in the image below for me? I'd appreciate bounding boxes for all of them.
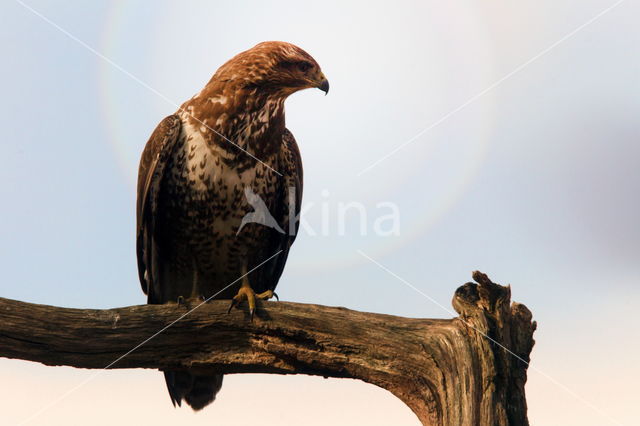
[136,114,182,226]
[279,128,303,179]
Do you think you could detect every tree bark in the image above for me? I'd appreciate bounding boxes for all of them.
[0,271,535,425]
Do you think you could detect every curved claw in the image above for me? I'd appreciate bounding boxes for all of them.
[273,292,279,301]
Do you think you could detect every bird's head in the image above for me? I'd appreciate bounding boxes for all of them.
[213,41,329,97]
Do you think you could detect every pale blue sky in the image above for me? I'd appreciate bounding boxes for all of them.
[0,1,638,425]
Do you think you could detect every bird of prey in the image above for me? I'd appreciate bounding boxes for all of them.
[136,41,328,411]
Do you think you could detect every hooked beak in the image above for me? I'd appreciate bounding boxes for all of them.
[316,73,329,95]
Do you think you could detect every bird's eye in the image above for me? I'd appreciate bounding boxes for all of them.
[298,61,312,73]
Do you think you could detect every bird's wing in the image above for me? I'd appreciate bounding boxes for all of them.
[256,128,303,292]
[136,115,182,296]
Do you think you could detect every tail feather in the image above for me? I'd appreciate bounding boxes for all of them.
[163,370,223,411]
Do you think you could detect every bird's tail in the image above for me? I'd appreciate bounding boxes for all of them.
[163,370,223,411]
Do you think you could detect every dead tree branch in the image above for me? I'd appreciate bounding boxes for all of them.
[0,271,535,425]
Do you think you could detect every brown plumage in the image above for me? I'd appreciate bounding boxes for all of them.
[136,41,328,410]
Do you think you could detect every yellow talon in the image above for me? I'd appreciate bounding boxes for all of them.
[227,264,278,320]
[227,286,278,320]
[256,289,276,300]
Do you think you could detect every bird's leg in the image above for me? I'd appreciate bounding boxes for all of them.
[227,263,277,320]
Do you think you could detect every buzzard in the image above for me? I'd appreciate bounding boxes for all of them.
[136,41,328,410]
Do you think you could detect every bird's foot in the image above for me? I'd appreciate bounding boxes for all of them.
[227,287,278,320]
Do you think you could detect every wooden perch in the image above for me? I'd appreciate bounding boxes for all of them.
[0,272,535,425]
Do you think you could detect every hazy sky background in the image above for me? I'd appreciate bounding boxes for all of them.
[0,0,638,425]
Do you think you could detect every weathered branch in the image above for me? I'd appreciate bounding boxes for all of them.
[0,272,535,425]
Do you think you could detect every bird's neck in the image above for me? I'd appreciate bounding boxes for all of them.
[181,82,287,160]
